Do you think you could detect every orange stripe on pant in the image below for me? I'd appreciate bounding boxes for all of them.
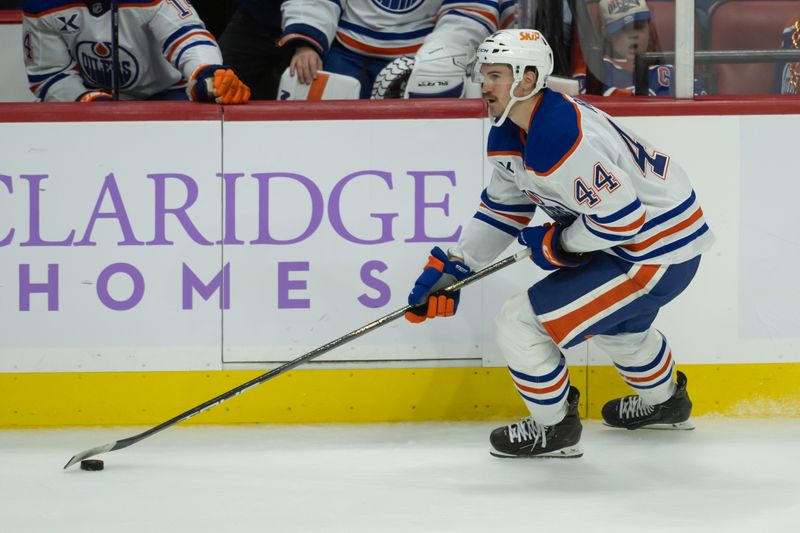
[512,369,569,394]
[542,265,661,345]
[622,352,674,383]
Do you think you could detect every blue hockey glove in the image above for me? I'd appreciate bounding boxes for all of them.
[517,224,590,271]
[405,247,471,324]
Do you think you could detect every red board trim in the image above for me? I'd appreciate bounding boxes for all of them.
[0,9,22,24]
[2,96,800,123]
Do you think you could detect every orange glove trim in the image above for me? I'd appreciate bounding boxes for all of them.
[404,311,427,324]
[424,256,445,272]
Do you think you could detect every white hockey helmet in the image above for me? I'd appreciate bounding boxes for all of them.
[475,29,554,126]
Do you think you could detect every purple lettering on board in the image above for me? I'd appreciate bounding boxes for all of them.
[278,261,310,309]
[218,173,245,245]
[250,173,323,245]
[328,170,398,244]
[146,173,213,246]
[19,263,59,311]
[405,171,461,243]
[96,263,145,311]
[182,262,230,309]
[19,175,75,246]
[0,174,13,246]
[74,173,144,246]
[358,260,390,308]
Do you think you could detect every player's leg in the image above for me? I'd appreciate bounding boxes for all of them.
[490,292,582,459]
[594,329,694,429]
[530,253,702,430]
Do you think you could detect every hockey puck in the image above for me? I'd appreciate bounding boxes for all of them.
[80,459,104,471]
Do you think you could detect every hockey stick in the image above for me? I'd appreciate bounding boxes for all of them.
[110,0,120,100]
[63,247,531,469]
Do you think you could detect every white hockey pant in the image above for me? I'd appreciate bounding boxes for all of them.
[495,292,678,424]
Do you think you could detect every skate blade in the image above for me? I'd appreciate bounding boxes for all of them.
[603,420,695,431]
[490,445,583,459]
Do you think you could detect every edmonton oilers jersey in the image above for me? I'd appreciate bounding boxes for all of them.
[280,0,517,59]
[453,88,714,269]
[22,0,222,101]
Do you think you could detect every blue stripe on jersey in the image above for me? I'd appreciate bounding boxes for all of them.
[582,217,635,241]
[473,212,519,237]
[518,385,570,405]
[590,198,642,224]
[23,0,157,15]
[283,23,331,53]
[480,189,536,213]
[508,358,565,383]
[640,191,695,232]
[173,40,217,69]
[338,19,432,40]
[499,0,516,10]
[526,89,581,175]
[162,24,205,54]
[612,224,709,262]
[627,369,674,390]
[615,337,667,372]
[442,10,494,33]
[38,71,70,100]
[28,70,59,83]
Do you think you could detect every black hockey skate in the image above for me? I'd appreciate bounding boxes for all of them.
[602,371,694,430]
[490,387,583,458]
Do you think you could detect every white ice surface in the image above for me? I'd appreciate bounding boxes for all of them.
[2,419,799,533]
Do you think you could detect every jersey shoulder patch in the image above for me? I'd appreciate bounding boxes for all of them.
[487,118,525,157]
[525,88,582,175]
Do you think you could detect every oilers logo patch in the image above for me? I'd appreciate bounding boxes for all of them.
[77,41,139,90]
[371,0,426,15]
[524,190,578,225]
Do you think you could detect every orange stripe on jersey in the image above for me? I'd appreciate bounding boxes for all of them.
[591,212,646,233]
[513,370,569,394]
[488,150,522,157]
[307,73,329,100]
[479,203,532,225]
[167,31,216,61]
[621,208,704,252]
[459,8,499,27]
[623,352,673,383]
[542,265,660,345]
[278,34,324,52]
[336,32,421,56]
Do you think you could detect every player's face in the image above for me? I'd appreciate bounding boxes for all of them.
[609,21,650,62]
[480,64,514,117]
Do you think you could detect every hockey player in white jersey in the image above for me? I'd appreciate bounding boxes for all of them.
[404,29,714,458]
[279,0,517,99]
[22,0,250,103]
